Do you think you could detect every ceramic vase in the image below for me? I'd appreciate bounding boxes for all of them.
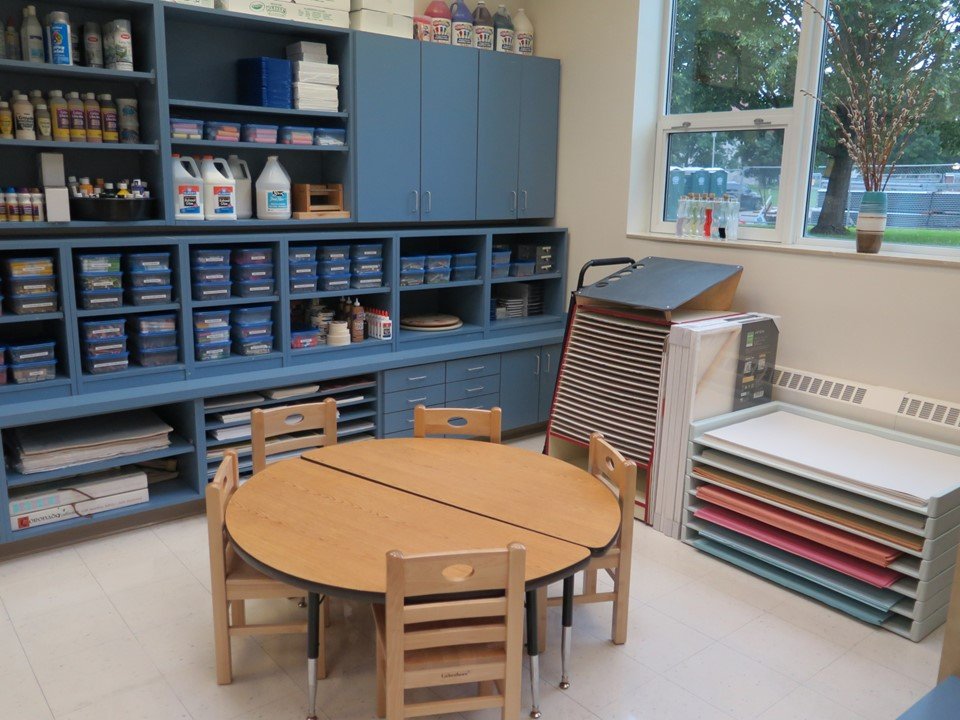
[856,191,887,254]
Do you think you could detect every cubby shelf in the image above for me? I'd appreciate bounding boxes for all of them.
[491,272,563,285]
[399,279,484,292]
[0,312,64,325]
[76,303,180,318]
[162,3,351,37]
[171,138,348,152]
[0,376,72,396]
[398,323,484,343]
[81,363,187,383]
[191,296,279,309]
[193,351,284,368]
[290,339,392,356]
[169,99,348,120]
[489,315,565,330]
[0,139,158,152]
[0,58,156,82]
[291,286,390,301]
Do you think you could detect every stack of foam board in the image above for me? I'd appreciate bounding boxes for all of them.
[350,0,414,38]
[10,468,149,531]
[286,41,340,112]
[682,402,960,641]
[214,0,349,27]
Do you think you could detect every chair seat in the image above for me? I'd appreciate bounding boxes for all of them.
[226,554,305,599]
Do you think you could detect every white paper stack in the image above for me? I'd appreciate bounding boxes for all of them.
[350,0,414,38]
[286,41,340,111]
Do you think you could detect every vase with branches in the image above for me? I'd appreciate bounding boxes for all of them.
[804,0,948,252]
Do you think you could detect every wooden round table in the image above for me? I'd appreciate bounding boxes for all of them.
[226,438,620,720]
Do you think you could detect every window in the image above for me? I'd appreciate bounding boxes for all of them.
[652,0,960,250]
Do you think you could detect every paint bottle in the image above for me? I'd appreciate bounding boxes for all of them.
[6,187,20,222]
[450,2,474,48]
[48,90,69,141]
[424,1,451,45]
[18,188,33,222]
[98,94,118,142]
[83,92,102,142]
[66,91,86,141]
[172,154,204,219]
[20,6,43,62]
[350,299,365,343]
[31,188,44,221]
[44,11,72,65]
[201,155,237,221]
[0,101,13,139]
[493,5,514,53]
[5,17,20,61]
[227,155,253,219]
[472,1,494,51]
[514,8,534,55]
[28,89,43,110]
[34,103,52,140]
[103,19,134,71]
[83,22,103,67]
[255,155,291,220]
[12,94,35,140]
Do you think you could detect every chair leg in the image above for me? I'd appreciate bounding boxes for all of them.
[611,574,630,645]
[231,600,245,628]
[535,586,548,651]
[583,568,598,595]
[212,596,232,685]
[375,634,386,718]
[317,598,328,680]
[323,595,332,628]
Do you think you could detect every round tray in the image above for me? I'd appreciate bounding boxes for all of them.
[400,313,463,332]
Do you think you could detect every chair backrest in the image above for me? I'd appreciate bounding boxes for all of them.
[250,398,338,474]
[384,544,525,690]
[588,432,638,552]
[206,450,240,595]
[413,405,502,443]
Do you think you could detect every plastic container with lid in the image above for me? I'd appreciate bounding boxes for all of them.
[232,321,273,340]
[78,272,123,291]
[191,248,231,266]
[291,330,322,349]
[351,272,383,289]
[290,247,317,263]
[128,285,173,306]
[232,306,272,325]
[452,252,478,267]
[451,265,477,282]
[289,261,318,277]
[134,346,178,367]
[491,249,511,265]
[7,341,56,364]
[234,279,275,298]
[7,275,56,295]
[278,126,314,145]
[425,268,452,284]
[128,269,172,287]
[490,262,510,279]
[78,254,121,273]
[136,314,177,334]
[318,245,350,261]
[204,121,241,141]
[400,269,425,286]
[401,256,426,272]
[81,318,126,340]
[83,352,129,374]
[290,276,319,294]
[5,257,54,277]
[132,330,177,351]
[351,243,382,259]
[318,259,350,276]
[193,309,231,329]
[83,336,128,357]
[233,263,274,281]
[319,274,350,292]
[241,123,279,144]
[195,341,230,362]
[170,117,203,138]
[195,327,230,345]
[314,128,346,146]
[192,265,231,284]
[233,336,273,356]
[234,247,272,265]
[351,257,383,274]
[80,289,122,310]
[8,292,58,314]
[126,252,170,271]
[510,261,535,277]
[193,282,232,302]
[11,360,56,384]
[425,254,452,270]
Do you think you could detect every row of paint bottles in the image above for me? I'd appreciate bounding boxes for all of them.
[173,154,291,221]
[423,2,533,55]
[675,194,741,241]
[0,89,121,142]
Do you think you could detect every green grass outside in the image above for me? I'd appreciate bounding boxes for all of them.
[806,226,960,248]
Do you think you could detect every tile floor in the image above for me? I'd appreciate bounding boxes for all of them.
[0,434,944,720]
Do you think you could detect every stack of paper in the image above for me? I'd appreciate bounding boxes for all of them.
[286,41,340,111]
[10,410,173,474]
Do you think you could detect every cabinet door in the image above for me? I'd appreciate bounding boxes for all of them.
[518,58,561,219]
[538,343,563,423]
[421,43,479,222]
[355,34,422,223]
[476,52,522,221]
[499,348,541,430]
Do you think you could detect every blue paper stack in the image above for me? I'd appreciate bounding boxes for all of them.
[237,57,292,109]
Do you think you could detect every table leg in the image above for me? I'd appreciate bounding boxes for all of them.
[306,592,321,720]
[526,590,542,719]
[560,576,574,689]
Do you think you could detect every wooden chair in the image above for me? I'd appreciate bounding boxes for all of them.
[536,432,636,684]
[413,405,502,443]
[206,450,327,685]
[250,397,338,474]
[938,541,960,682]
[372,544,526,720]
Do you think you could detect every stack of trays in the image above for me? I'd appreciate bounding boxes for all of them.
[289,246,319,295]
[130,314,179,368]
[4,341,57,384]
[285,42,339,112]
[80,317,128,375]
[194,306,274,361]
[4,257,57,316]
[237,57,292,109]
[78,252,173,311]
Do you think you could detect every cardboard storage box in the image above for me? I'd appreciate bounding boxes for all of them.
[350,0,414,15]
[349,9,413,37]
[165,0,216,7]
[215,0,350,27]
[293,0,350,11]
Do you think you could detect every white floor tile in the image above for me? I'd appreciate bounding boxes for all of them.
[627,555,695,603]
[0,624,53,720]
[807,651,930,720]
[56,678,192,720]
[108,570,212,636]
[850,624,945,686]
[757,685,868,720]
[0,562,106,624]
[616,601,714,673]
[598,675,735,720]
[766,593,876,650]
[647,580,764,640]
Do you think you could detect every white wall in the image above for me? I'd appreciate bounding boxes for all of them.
[519,0,960,403]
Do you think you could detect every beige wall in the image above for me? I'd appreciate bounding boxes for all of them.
[520,0,960,403]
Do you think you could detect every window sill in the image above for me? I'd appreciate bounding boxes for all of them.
[625,232,960,270]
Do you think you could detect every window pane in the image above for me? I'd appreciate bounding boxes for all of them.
[806,5,960,248]
[664,129,785,234]
[669,0,803,114]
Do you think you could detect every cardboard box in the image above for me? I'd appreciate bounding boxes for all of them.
[350,0,414,15]
[12,488,150,531]
[287,41,328,60]
[292,0,350,10]
[10,468,148,516]
[215,0,350,28]
[165,0,215,7]
[349,9,413,38]
[44,187,71,223]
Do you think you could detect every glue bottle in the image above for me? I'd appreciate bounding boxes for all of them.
[200,155,236,221]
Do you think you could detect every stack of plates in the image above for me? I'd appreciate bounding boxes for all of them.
[400,314,463,332]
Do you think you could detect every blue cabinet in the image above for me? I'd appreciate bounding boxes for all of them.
[355,34,422,223]
[477,54,560,221]
[538,343,562,422]
[421,43,479,222]
[499,347,542,430]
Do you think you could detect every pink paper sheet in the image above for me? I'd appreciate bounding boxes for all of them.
[694,504,903,588]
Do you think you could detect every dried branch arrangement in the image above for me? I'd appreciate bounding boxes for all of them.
[803,0,946,191]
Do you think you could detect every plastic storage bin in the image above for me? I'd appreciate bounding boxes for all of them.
[490,263,510,279]
[510,261,536,277]
[7,276,56,295]
[234,248,272,265]
[204,121,241,141]
[291,330,322,349]
[351,244,382,259]
[83,352,129,374]
[136,314,177,334]
[133,331,177,351]
[351,272,383,289]
[242,123,279,144]
[451,265,477,282]
[426,255,452,270]
[78,254,121,273]
[278,126,314,145]
[83,336,127,356]
[80,289,122,310]
[81,318,126,340]
[351,257,383,274]
[196,342,230,362]
[233,336,273,356]
[491,250,512,265]
[425,269,451,284]
[129,286,173,306]
[400,269,424,286]
[193,282,232,302]
[318,245,350,261]
[289,261,318,277]
[233,264,274,281]
[11,360,56,383]
[314,128,346,146]
[192,265,231,284]
[78,273,122,291]
[194,310,231,329]
[8,292,58,314]
[5,257,54,276]
[400,256,426,272]
[232,306,272,325]
[318,259,350,275]
[290,247,317,263]
[319,274,350,292]
[134,346,178,367]
[290,276,319,294]
[232,321,273,339]
[126,252,170,271]
[234,279,275,297]
[195,327,230,344]
[452,252,478,268]
[191,248,231,266]
[128,270,172,287]
[170,117,203,138]
[7,342,55,364]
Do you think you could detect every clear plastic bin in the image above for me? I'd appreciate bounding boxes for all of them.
[128,286,174,306]
[242,123,279,144]
[80,289,123,310]
[319,274,350,292]
[133,331,177,351]
[290,276,319,294]
[351,257,383,274]
[195,327,230,344]
[126,252,171,271]
[232,321,273,340]
[83,352,129,375]
[128,270,172,287]
[452,252,478,268]
[191,248,231,266]
[78,254,121,273]
[289,261,318,277]
[234,247,273,265]
[134,346,178,367]
[83,336,127,357]
[318,245,350,261]
[7,341,56,364]
[351,272,383,289]
[5,257,54,277]
[509,262,536,277]
[193,282,232,302]
[314,128,346,146]
[290,247,317,263]
[196,342,230,362]
[490,263,510,279]
[318,259,350,275]
[7,276,56,295]
[136,314,176,334]
[10,360,56,383]
[193,310,231,329]
[451,265,477,282]
[78,273,123,291]
[491,250,512,265]
[8,293,58,314]
[425,268,452,284]
[81,318,126,340]
[401,256,426,272]
[426,254,452,270]
[351,244,382,259]
[192,265,231,284]
[232,306,272,325]
[204,121,241,141]
[400,269,424,286]
[232,264,274,281]
[233,336,273,356]
[278,125,314,145]
[291,330,322,349]
[234,279,275,298]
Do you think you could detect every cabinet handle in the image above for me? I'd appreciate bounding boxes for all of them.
[466,366,485,373]
[412,190,420,213]
[408,375,427,381]
[535,354,541,376]
[521,190,528,212]
[466,387,484,393]
[510,191,518,212]
[545,352,552,375]
[424,191,432,213]
[407,396,428,404]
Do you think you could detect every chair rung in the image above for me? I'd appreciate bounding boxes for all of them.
[546,592,617,607]
[404,661,504,689]
[404,693,503,717]
[404,623,506,651]
[404,597,506,624]
[230,622,306,637]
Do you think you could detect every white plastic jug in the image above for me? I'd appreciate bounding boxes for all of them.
[227,155,252,220]
[201,156,236,221]
[172,154,203,220]
[255,155,292,220]
[514,8,534,56]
